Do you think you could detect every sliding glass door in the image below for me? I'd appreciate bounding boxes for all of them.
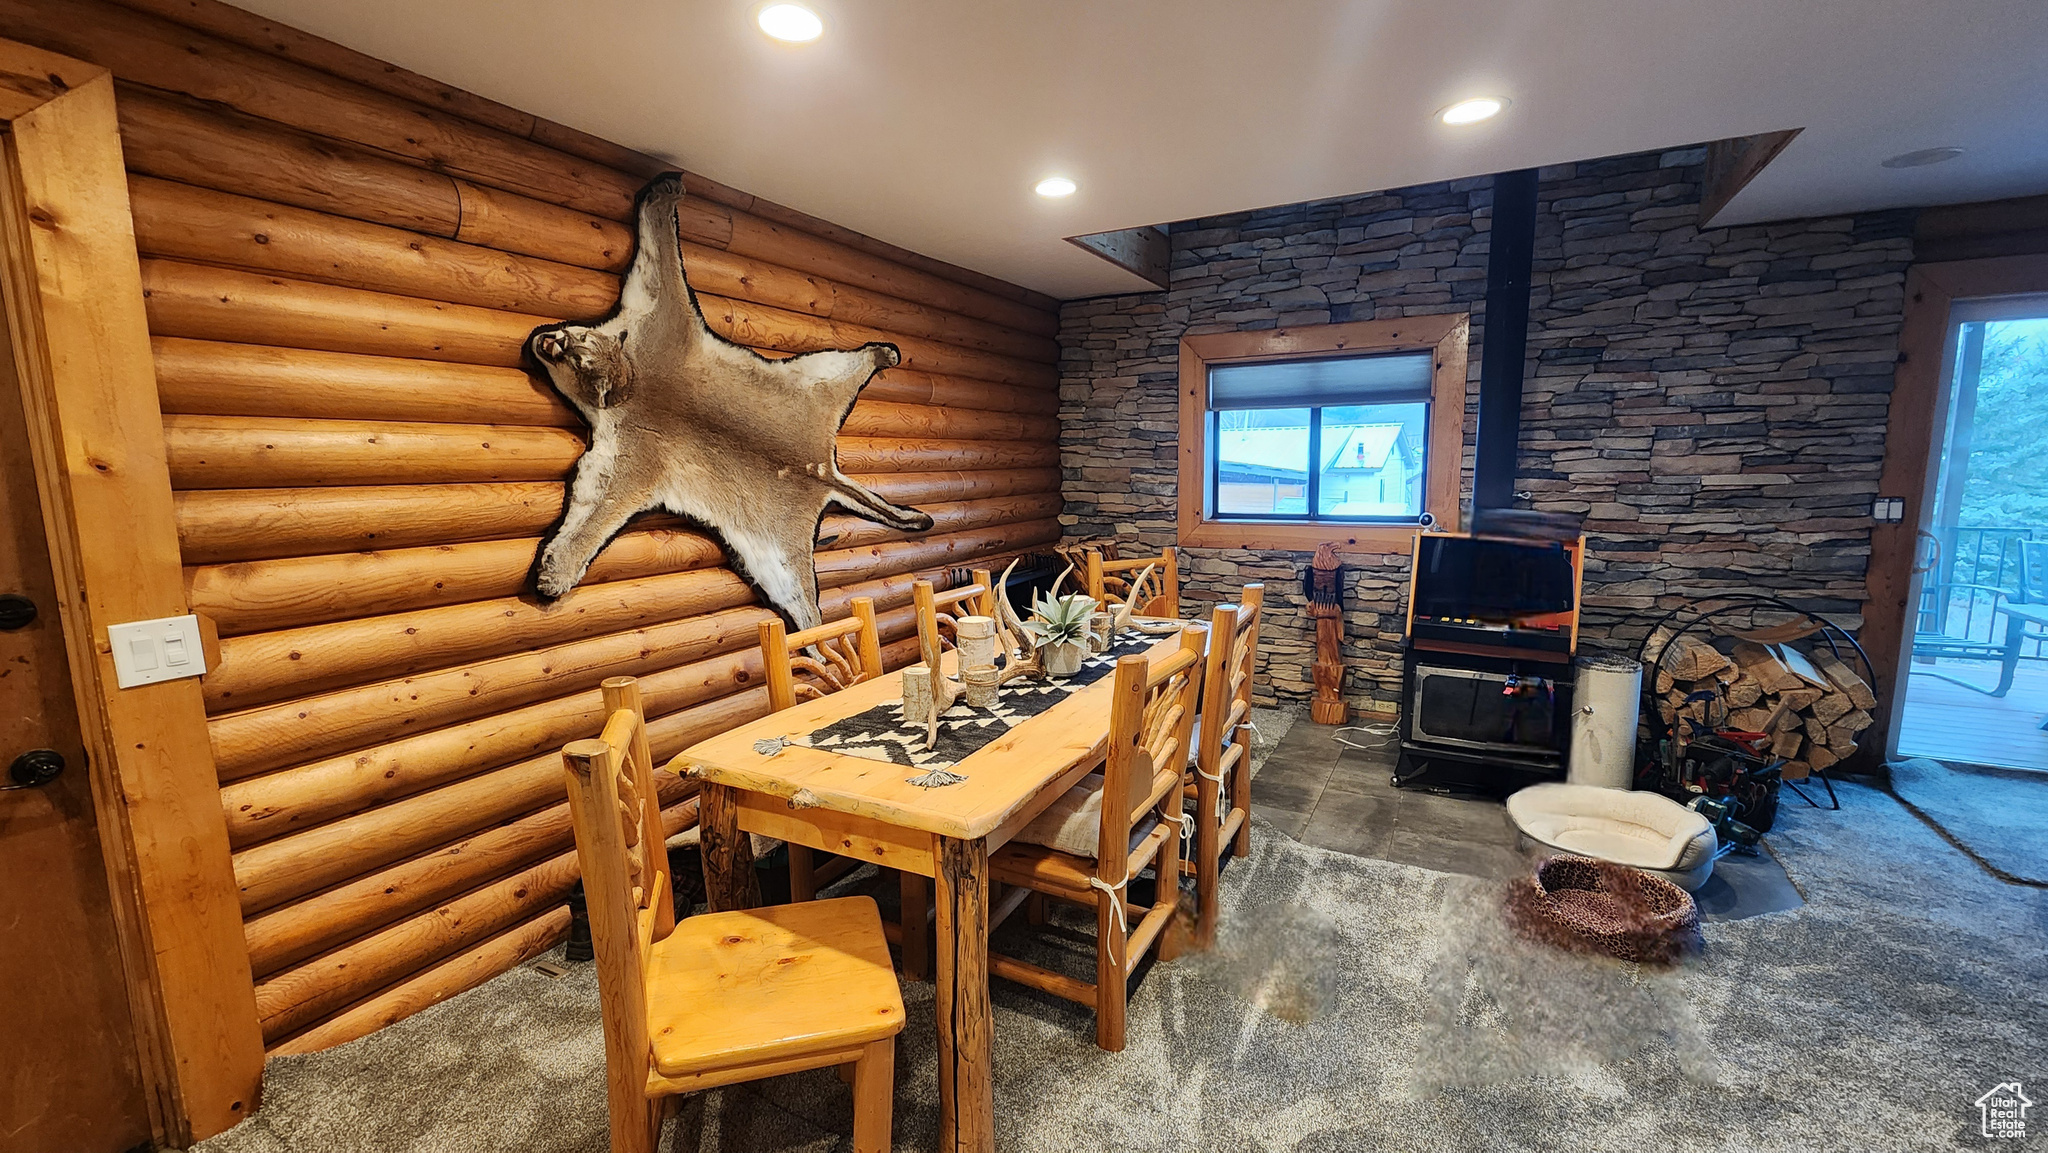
[1895,294,2048,771]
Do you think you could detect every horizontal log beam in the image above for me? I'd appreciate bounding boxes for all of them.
[219,608,925,857]
[205,564,756,711]
[116,83,464,237]
[834,436,1058,475]
[150,339,1058,431]
[152,337,574,426]
[170,465,1058,567]
[141,257,546,368]
[162,413,1055,491]
[0,0,642,217]
[857,367,1059,417]
[202,518,1056,710]
[856,468,1064,509]
[243,791,695,980]
[104,76,1054,340]
[254,846,582,1040]
[173,481,561,565]
[129,176,1056,363]
[106,0,1059,314]
[223,610,898,849]
[141,258,1052,388]
[189,493,1062,636]
[266,904,569,1056]
[162,414,583,490]
[129,174,622,318]
[231,686,767,915]
[220,634,735,848]
[205,569,963,781]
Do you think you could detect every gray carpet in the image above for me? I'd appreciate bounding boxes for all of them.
[1890,757,2048,885]
[196,777,2048,1153]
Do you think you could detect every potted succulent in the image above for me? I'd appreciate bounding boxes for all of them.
[1025,592,1097,677]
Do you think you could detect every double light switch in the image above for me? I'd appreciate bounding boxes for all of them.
[107,614,208,689]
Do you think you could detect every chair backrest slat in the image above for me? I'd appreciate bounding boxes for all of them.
[1197,584,1265,816]
[760,597,883,712]
[1087,547,1178,617]
[563,683,667,1099]
[913,571,993,665]
[1099,628,1205,863]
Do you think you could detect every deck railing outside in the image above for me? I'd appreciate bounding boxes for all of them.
[1922,525,2046,660]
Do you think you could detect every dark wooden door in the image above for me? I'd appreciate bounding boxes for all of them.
[0,315,152,1152]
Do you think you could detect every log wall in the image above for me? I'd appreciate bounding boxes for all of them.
[0,0,1060,1051]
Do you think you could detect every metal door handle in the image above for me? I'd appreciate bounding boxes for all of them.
[3,750,65,790]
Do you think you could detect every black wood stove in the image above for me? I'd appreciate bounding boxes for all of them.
[1393,531,1582,795]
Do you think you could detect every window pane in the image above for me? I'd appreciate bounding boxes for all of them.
[1214,407,1309,516]
[1209,351,1433,410]
[1317,402,1428,517]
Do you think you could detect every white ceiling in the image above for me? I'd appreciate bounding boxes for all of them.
[237,0,2048,300]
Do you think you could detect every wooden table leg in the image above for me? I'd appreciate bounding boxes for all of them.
[898,870,931,982]
[934,836,994,1153]
[699,782,760,911]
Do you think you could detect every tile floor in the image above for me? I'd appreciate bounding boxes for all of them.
[1254,715,1806,921]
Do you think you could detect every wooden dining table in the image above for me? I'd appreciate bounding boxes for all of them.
[672,632,1189,1153]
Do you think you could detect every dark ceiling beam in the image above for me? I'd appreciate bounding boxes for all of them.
[1915,192,2048,262]
[1065,225,1171,289]
[1700,128,1804,226]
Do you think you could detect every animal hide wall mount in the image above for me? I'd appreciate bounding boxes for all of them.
[526,174,933,630]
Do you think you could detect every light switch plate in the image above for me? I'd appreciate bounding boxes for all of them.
[108,614,208,689]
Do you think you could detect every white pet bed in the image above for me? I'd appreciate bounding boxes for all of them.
[1506,783,1718,891]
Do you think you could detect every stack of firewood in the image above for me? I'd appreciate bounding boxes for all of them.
[1654,635,1877,778]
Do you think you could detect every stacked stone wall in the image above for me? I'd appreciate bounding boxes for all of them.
[1059,148,1913,712]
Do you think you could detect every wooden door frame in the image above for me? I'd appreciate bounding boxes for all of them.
[1864,253,2048,768]
[0,39,262,1145]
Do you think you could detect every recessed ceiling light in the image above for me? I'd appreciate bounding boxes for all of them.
[1881,146,1964,169]
[757,3,823,42]
[1439,97,1506,126]
[1035,176,1077,199]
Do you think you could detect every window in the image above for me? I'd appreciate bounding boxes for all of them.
[1208,353,1433,522]
[1176,316,1468,552]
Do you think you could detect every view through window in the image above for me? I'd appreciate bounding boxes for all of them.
[1207,351,1432,522]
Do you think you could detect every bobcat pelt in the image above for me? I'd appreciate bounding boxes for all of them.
[525,174,933,630]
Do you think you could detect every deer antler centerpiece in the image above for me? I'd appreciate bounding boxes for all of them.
[991,557,1056,685]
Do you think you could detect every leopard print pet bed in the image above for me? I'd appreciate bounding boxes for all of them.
[1504,854,1701,965]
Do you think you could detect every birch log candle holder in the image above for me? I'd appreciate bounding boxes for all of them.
[956,615,997,672]
[962,667,1000,708]
[900,665,934,728]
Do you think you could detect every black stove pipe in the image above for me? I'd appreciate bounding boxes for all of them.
[1472,169,1540,512]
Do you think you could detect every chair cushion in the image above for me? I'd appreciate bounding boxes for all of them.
[1015,769,1157,859]
[1506,783,1717,888]
[643,895,903,1078]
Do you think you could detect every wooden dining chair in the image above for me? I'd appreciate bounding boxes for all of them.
[912,568,995,656]
[1182,584,1264,948]
[562,677,904,1153]
[1087,547,1178,617]
[758,597,933,979]
[987,627,1205,1051]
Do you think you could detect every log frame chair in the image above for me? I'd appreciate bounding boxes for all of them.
[1181,585,1265,948]
[563,676,903,1153]
[1087,547,1179,618]
[759,596,935,979]
[913,568,997,654]
[986,627,1206,1051]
